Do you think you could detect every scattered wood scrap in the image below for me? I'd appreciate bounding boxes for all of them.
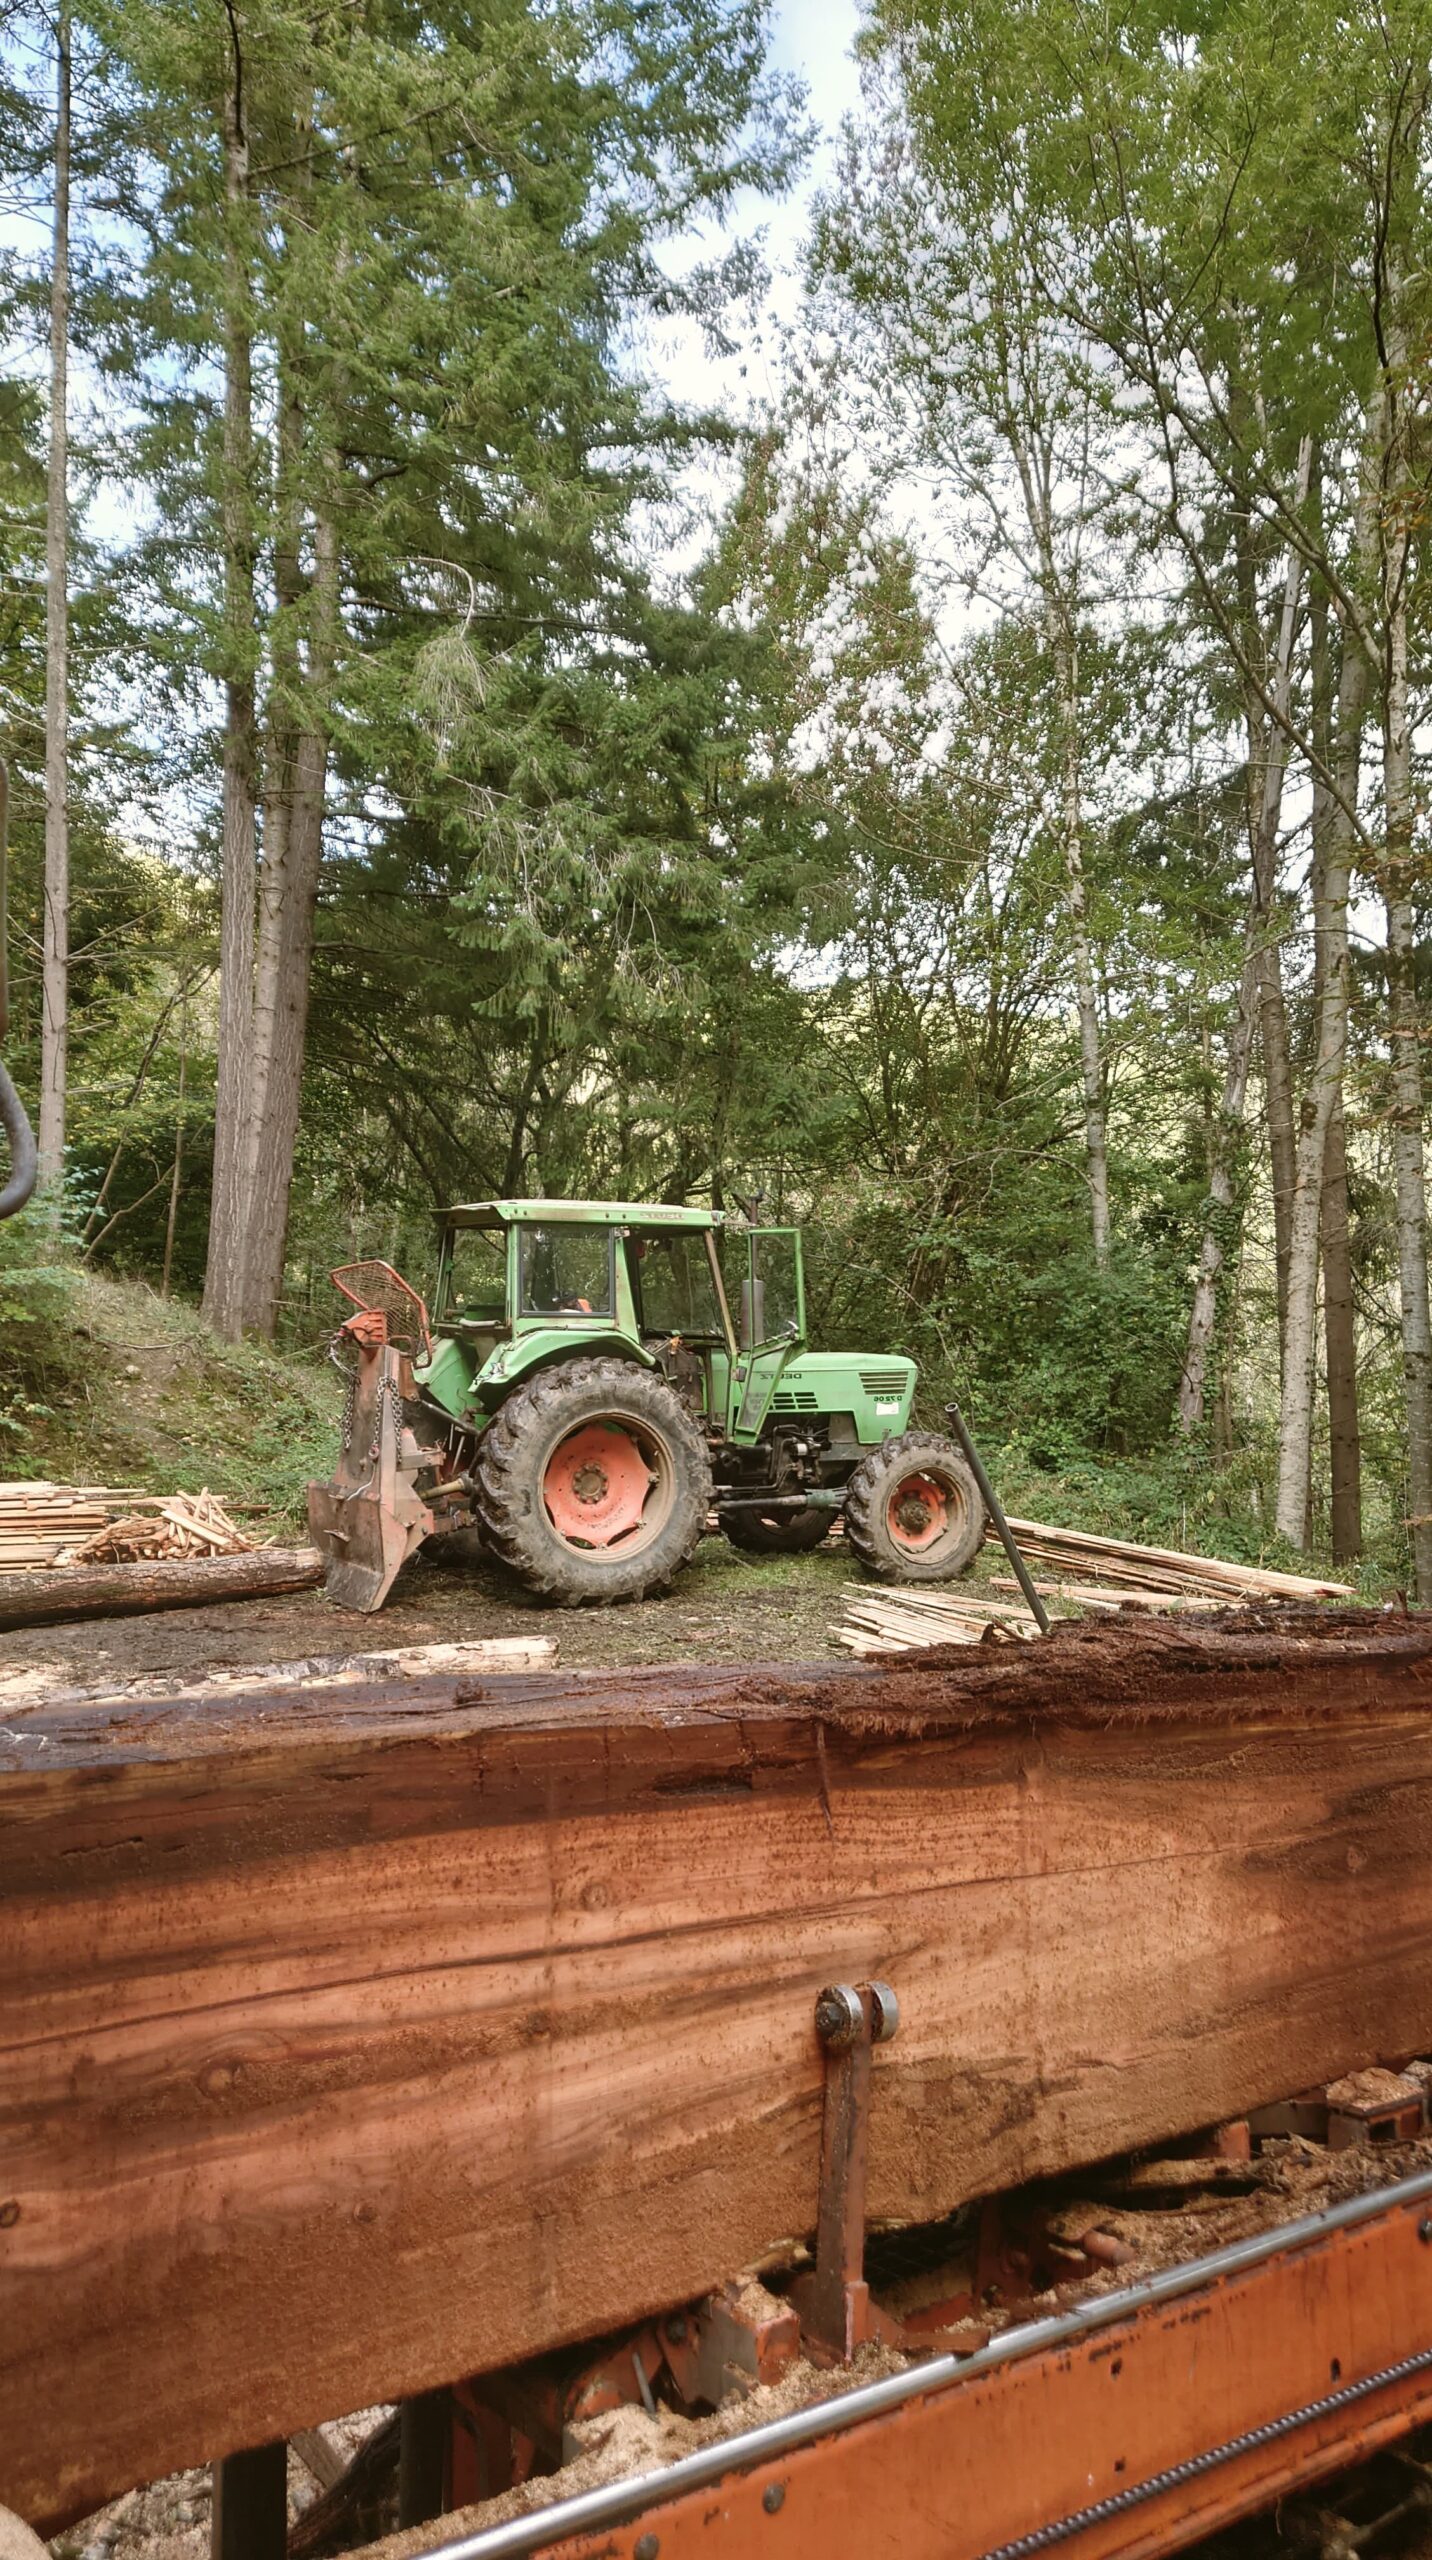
[68,1488,255,1564]
[837,1523,1357,1653]
[988,1518,1355,1603]
[0,1635,559,1710]
[988,1578,1234,1614]
[837,1584,1044,1656]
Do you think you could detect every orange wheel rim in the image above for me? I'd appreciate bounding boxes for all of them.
[887,1471,949,1552]
[543,1423,654,1549]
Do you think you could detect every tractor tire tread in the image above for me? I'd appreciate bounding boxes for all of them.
[844,1429,986,1583]
[720,1505,832,1556]
[472,1355,711,1607]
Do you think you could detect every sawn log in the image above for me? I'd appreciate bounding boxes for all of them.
[0,1542,324,1628]
[2,1614,1431,2527]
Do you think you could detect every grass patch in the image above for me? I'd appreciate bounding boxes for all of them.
[0,1257,339,1527]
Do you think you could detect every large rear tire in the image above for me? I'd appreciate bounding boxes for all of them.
[473,1356,712,1606]
[844,1431,986,1583]
[720,1504,832,1555]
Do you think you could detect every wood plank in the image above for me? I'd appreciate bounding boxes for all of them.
[1,1618,1430,2529]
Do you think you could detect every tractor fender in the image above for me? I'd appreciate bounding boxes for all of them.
[474,1332,656,1411]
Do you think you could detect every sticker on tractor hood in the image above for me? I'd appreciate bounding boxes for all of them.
[874,1397,901,1413]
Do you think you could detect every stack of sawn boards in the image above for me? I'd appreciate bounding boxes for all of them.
[838,1517,1356,1655]
[0,1481,143,1570]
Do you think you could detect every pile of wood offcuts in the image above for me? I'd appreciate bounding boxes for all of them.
[70,1489,256,1563]
[0,1479,257,1567]
[837,1516,1356,1656]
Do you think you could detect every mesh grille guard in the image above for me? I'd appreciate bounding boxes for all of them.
[329,1259,432,1359]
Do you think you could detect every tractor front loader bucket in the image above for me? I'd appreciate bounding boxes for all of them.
[308,1329,437,1613]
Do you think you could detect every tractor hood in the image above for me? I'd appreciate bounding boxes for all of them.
[766,1352,916,1443]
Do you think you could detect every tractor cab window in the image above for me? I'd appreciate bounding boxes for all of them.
[632,1232,722,1338]
[446,1227,506,1318]
[520,1225,612,1318]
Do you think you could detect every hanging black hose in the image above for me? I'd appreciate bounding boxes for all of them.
[0,757,39,1220]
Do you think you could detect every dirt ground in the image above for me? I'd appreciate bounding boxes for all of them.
[0,1528,880,1684]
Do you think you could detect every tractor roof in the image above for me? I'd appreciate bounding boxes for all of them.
[440,1199,723,1231]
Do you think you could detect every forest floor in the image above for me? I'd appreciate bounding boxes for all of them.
[0,1528,865,1681]
[4,1268,338,1515]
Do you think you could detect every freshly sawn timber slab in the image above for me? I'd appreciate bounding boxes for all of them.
[2,1615,1431,2526]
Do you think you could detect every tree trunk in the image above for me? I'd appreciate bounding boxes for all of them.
[161,1010,188,1299]
[39,5,70,1195]
[1274,592,1366,1546]
[1381,313,1432,1600]
[1176,951,1257,1431]
[1240,450,1310,1356]
[0,1547,324,1631]
[1048,606,1110,1266]
[1322,1089,1361,1561]
[202,20,258,1341]
[999,350,1111,1270]
[241,505,336,1335]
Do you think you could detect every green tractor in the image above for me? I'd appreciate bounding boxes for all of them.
[308,1199,986,1611]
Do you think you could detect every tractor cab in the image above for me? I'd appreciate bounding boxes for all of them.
[422,1200,807,1447]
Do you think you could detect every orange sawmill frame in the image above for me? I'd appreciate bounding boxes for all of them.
[414,2167,1432,2560]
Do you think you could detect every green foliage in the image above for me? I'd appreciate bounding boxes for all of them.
[0,0,1420,1608]
[0,1262,338,1519]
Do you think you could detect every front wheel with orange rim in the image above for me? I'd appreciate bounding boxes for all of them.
[472,1356,712,1606]
[843,1431,987,1583]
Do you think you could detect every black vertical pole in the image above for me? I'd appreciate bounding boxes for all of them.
[398,2390,450,2528]
[944,1397,1052,1636]
[211,2443,287,2560]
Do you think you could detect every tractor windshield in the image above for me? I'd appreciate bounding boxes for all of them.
[447,1227,506,1317]
[632,1232,723,1338]
[520,1225,613,1318]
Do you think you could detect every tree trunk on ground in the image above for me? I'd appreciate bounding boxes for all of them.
[0,1547,324,1631]
[1322,1089,1361,1561]
[1381,314,1432,1601]
[202,20,258,1341]
[1274,575,1367,1546]
[1177,952,1257,1431]
[39,6,70,1196]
